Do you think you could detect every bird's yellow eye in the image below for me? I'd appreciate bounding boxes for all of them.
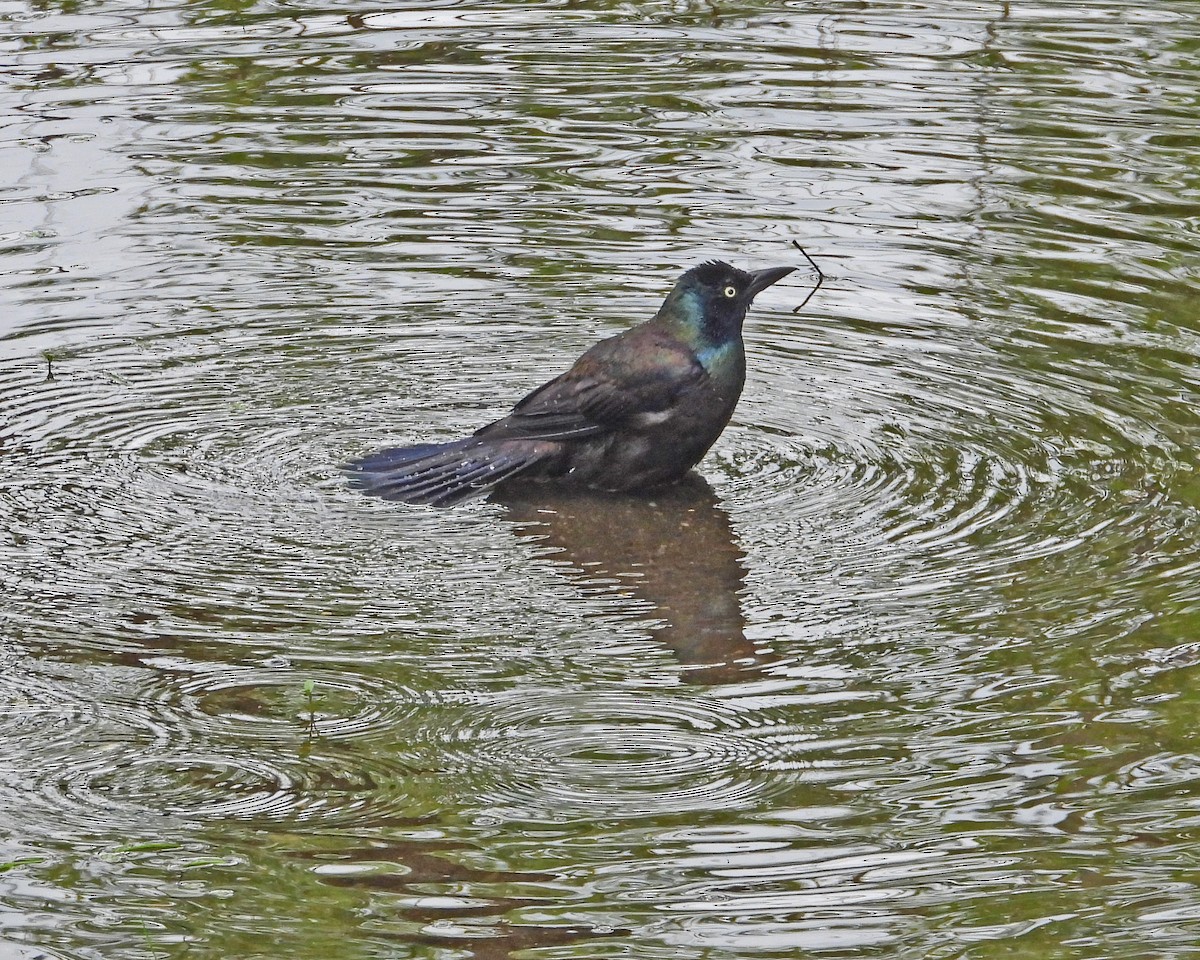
[723,285,737,298]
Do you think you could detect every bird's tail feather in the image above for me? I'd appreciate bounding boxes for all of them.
[346,438,548,506]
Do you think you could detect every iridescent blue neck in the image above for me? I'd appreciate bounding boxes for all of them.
[658,288,741,375]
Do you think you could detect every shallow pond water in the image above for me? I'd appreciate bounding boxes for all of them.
[3,1,1200,957]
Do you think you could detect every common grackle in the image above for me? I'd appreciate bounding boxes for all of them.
[348,260,795,505]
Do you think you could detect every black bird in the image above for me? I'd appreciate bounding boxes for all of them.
[348,260,795,505]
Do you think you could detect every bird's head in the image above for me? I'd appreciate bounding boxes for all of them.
[659,260,796,347]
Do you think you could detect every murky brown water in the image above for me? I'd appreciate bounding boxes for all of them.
[3,1,1200,957]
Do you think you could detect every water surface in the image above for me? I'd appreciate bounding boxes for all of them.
[3,1,1200,958]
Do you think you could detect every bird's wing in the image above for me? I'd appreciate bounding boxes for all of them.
[474,327,707,442]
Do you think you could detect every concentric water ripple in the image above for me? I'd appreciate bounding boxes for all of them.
[176,667,423,743]
[8,663,456,831]
[449,691,800,820]
[709,295,1200,640]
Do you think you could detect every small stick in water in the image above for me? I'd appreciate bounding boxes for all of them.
[791,240,824,313]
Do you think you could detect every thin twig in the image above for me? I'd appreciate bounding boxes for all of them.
[791,239,825,313]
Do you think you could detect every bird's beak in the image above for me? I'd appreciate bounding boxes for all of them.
[747,265,796,300]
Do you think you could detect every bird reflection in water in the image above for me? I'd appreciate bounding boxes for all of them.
[496,473,774,685]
